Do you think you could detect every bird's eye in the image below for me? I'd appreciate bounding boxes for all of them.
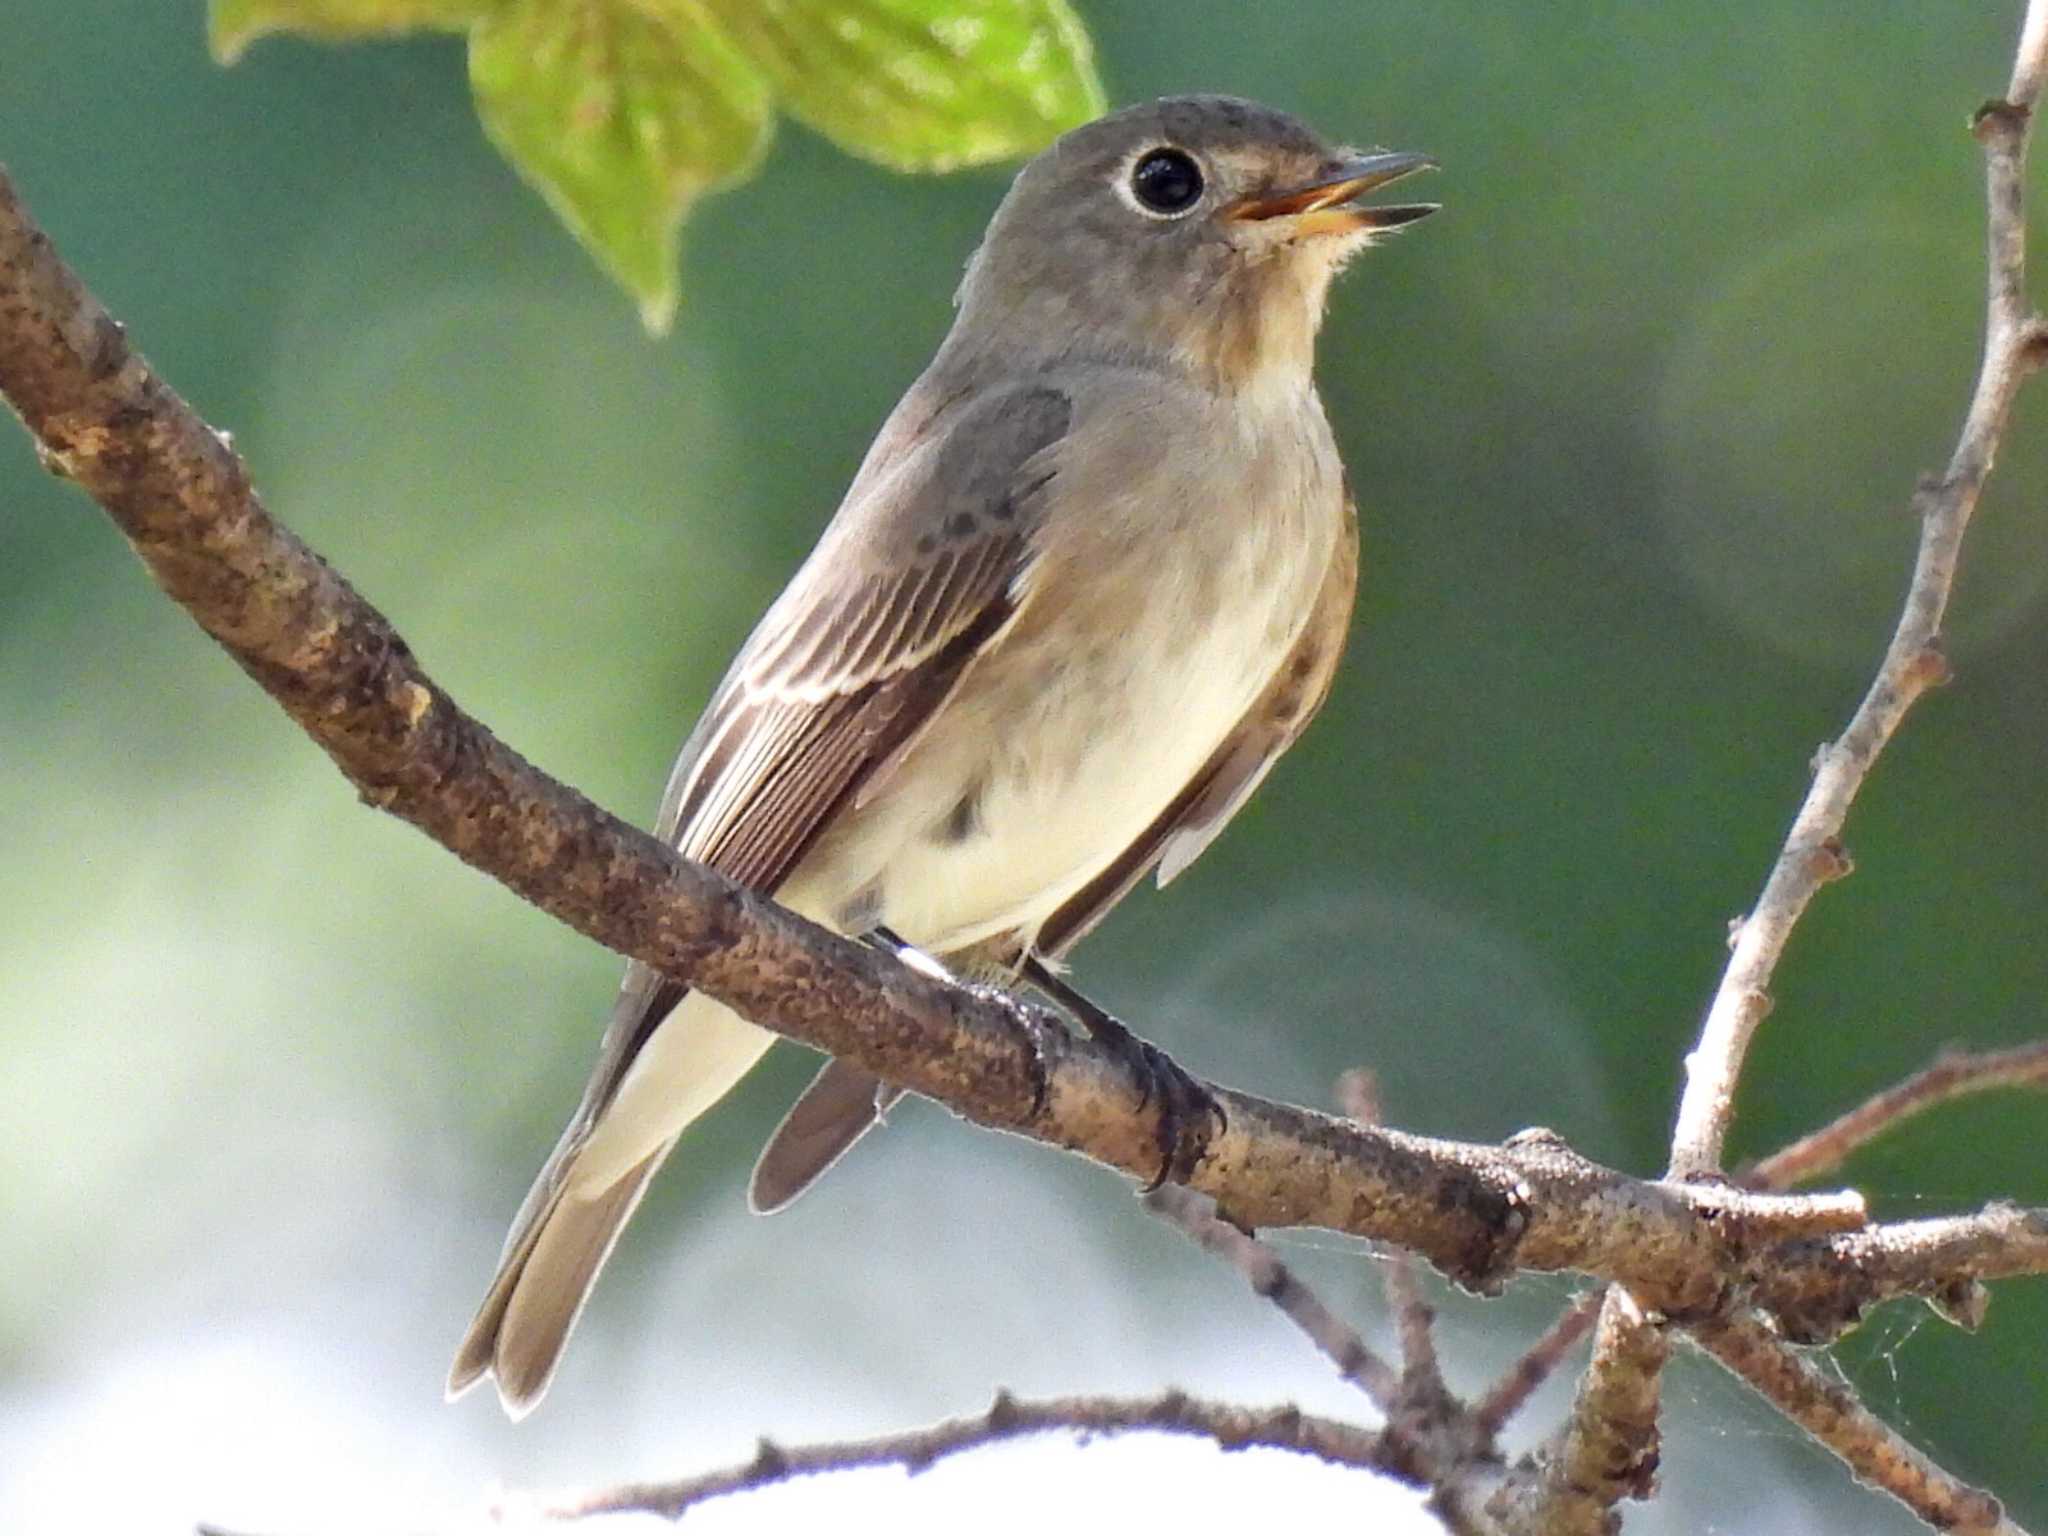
[1129,148,1204,216]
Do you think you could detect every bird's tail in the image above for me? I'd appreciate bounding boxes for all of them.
[446,1137,672,1418]
[448,988,779,1416]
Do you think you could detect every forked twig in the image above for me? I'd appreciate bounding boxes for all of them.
[1500,1289,1666,1536]
[1667,0,2048,1183]
[1475,1037,2048,1449]
[1525,3,2048,1528]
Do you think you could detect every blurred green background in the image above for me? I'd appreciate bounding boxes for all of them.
[4,4,2045,1533]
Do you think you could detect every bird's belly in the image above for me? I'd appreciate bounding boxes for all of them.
[814,577,1304,955]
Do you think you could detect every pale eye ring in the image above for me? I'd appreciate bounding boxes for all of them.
[1127,147,1205,217]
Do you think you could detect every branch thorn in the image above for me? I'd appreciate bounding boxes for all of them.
[2018,315,2048,371]
[1808,837,1854,884]
[1973,97,2031,141]
[1907,638,1954,690]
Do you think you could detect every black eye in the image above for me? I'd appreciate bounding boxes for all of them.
[1130,148,1204,215]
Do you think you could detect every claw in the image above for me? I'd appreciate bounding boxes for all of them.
[1020,955,1221,1186]
[1124,1033,1224,1190]
[972,982,1062,1118]
[868,928,1062,1120]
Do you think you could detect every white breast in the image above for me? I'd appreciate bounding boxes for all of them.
[799,370,1345,957]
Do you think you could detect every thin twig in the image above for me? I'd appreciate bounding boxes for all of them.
[1692,1316,2024,1536]
[1142,1184,1402,1412]
[1390,1266,1445,1399]
[1469,1290,1601,1442]
[1339,1069,1448,1400]
[1141,1178,1512,1530]
[1746,1041,2048,1190]
[1655,20,2048,1536]
[545,1390,1404,1522]
[1522,5,2048,1525]
[1667,0,2048,1183]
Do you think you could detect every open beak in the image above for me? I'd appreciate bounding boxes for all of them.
[1225,150,1439,238]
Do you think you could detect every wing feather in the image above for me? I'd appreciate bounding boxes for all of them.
[571,382,1074,1128]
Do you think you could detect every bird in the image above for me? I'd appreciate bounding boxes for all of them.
[448,93,1436,1417]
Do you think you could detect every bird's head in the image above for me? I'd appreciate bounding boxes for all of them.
[954,95,1437,393]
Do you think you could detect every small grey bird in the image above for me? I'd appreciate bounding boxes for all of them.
[449,94,1435,1417]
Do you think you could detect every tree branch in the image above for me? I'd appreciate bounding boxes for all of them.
[1519,7,2048,1528]
[1691,1316,2020,1536]
[544,1390,1405,1523]
[7,10,2048,1526]
[5,158,2003,1347]
[0,159,1658,1294]
[1501,1288,1666,1536]
[1746,1204,2048,1344]
[1745,1041,2048,1191]
[1667,0,2048,1182]
[1142,1184,1404,1414]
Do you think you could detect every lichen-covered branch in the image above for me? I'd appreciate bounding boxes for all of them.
[1500,1288,1666,1536]
[1747,1204,2048,1344]
[1692,1316,2020,1536]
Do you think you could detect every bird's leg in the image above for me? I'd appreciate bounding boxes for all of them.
[863,927,1062,1118]
[1020,954,1224,1189]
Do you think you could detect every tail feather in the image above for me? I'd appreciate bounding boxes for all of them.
[749,1058,905,1214]
[448,1141,673,1418]
[450,989,781,1416]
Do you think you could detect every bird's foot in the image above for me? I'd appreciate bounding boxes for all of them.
[967,982,1065,1118]
[866,929,1063,1117]
[1022,956,1223,1188]
[1086,1010,1227,1190]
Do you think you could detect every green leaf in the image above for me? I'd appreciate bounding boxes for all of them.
[469,0,776,333]
[208,0,497,64]
[703,0,1105,172]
